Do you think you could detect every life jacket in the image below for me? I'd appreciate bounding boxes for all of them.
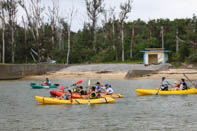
[72,88,77,92]
[90,91,97,99]
[80,90,85,95]
[182,82,188,90]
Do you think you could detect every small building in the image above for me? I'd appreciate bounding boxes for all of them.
[140,48,170,65]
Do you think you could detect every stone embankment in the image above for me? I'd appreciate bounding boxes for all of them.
[0,64,68,80]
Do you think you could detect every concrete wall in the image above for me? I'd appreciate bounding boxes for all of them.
[125,70,156,79]
[125,64,170,79]
[0,64,69,80]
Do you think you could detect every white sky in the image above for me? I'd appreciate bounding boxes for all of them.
[18,0,197,32]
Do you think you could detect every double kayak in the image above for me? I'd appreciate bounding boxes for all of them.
[30,83,59,89]
[50,90,123,98]
[35,96,115,104]
[136,88,197,96]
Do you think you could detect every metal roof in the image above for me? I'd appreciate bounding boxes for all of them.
[140,50,170,53]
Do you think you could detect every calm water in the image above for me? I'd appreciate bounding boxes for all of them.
[0,78,197,131]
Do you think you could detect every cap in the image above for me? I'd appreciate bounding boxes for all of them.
[105,83,109,86]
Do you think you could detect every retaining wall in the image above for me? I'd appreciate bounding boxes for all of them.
[0,64,69,80]
[125,64,170,79]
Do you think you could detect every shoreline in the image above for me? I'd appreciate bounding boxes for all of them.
[22,72,127,80]
[21,68,197,81]
[135,68,197,80]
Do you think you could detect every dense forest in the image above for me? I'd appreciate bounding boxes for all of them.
[0,0,197,64]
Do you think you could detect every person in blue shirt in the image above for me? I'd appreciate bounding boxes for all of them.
[96,82,101,93]
[161,78,169,91]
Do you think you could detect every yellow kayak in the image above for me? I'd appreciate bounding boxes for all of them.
[35,96,115,104]
[105,94,124,98]
[136,88,197,96]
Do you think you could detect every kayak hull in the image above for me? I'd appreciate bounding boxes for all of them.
[35,96,115,104]
[136,88,197,96]
[30,83,59,89]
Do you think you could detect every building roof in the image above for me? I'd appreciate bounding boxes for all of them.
[145,48,165,51]
[140,48,170,53]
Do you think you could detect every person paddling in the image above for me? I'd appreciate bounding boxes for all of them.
[79,86,86,95]
[43,78,51,86]
[173,81,180,90]
[90,86,97,99]
[96,82,102,93]
[105,84,114,95]
[179,79,188,90]
[161,77,170,91]
[63,90,72,100]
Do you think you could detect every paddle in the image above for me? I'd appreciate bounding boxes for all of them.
[183,73,194,88]
[71,80,83,86]
[155,77,166,95]
[54,84,60,86]
[68,80,83,92]
[88,80,91,105]
[183,73,193,84]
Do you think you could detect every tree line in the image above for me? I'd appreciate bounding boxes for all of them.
[0,0,197,64]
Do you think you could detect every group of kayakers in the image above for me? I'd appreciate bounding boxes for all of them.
[90,82,114,98]
[161,78,188,91]
[55,81,115,100]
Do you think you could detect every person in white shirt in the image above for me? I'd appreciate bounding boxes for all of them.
[105,84,114,95]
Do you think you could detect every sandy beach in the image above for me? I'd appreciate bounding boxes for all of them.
[21,64,197,80]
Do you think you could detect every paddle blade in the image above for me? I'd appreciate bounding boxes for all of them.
[88,80,91,87]
[76,80,83,85]
[88,97,90,105]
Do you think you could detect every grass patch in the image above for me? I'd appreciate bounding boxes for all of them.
[171,62,182,67]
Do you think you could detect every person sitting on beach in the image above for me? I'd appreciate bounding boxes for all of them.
[179,79,188,90]
[96,82,102,93]
[43,78,51,86]
[90,86,97,99]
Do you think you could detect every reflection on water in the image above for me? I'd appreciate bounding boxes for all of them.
[0,79,197,131]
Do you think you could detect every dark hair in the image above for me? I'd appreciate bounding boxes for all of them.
[92,86,96,91]
[80,86,83,89]
[96,82,100,85]
[181,79,185,82]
